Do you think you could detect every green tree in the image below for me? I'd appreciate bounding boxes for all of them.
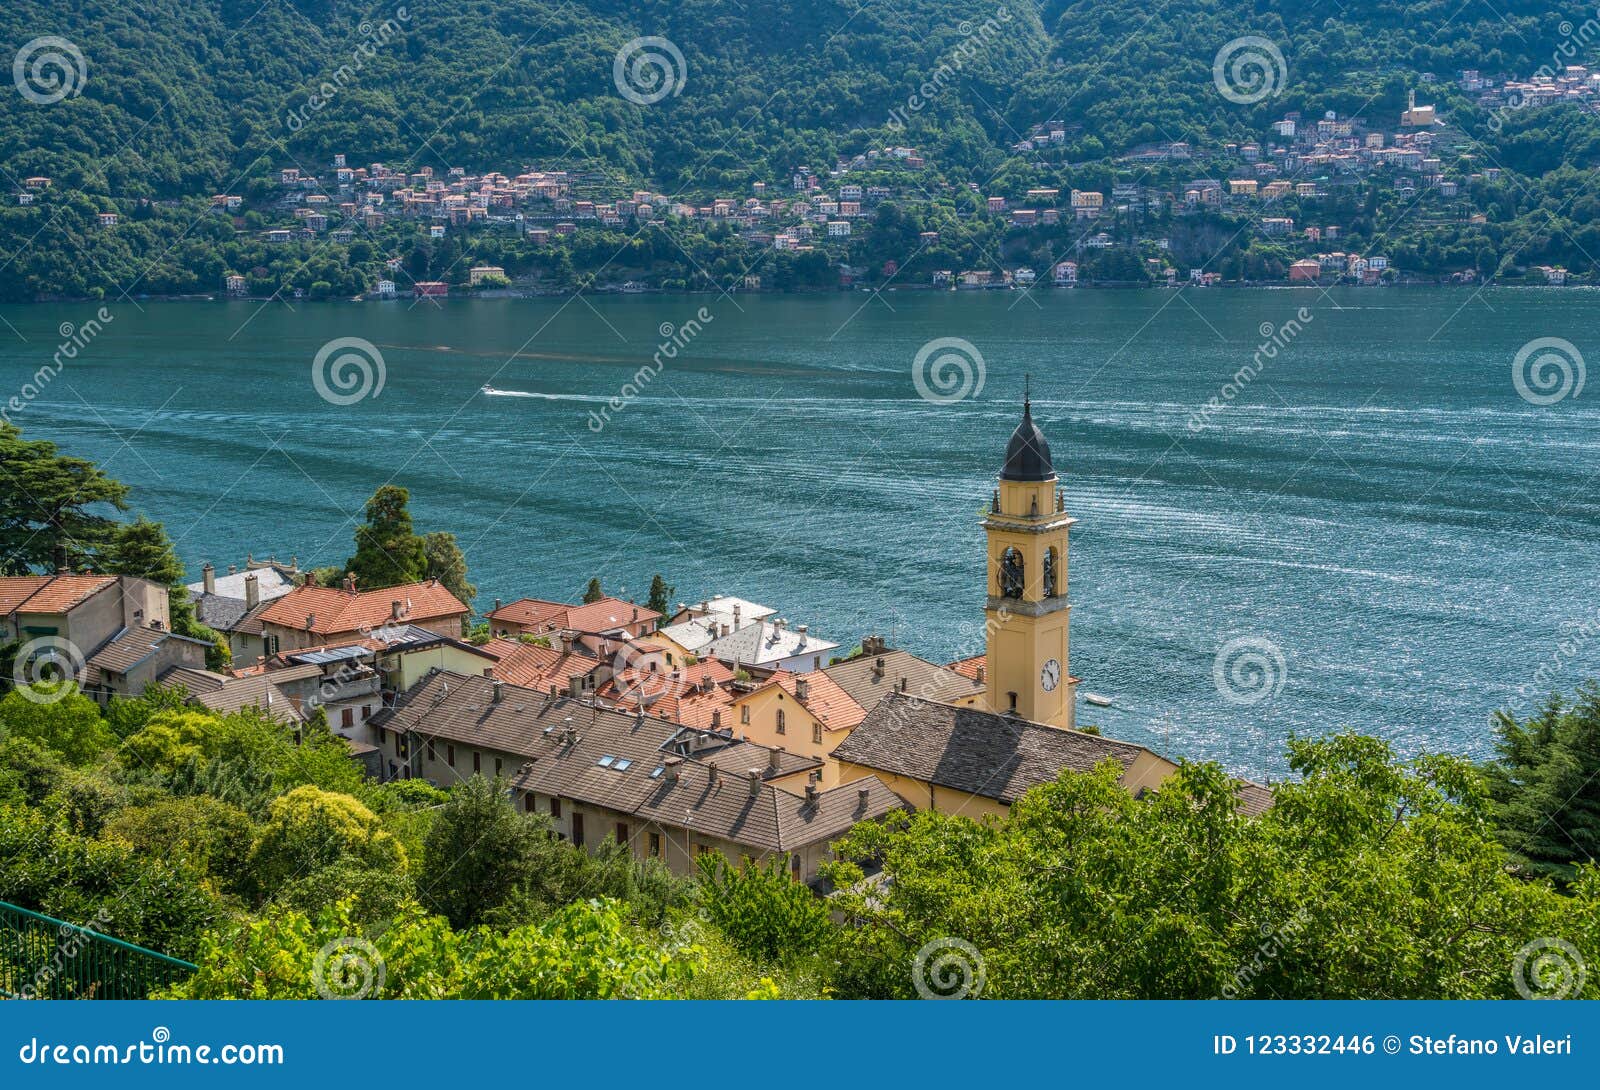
[824,735,1598,999]
[346,485,427,590]
[418,776,576,929]
[100,516,229,669]
[247,785,405,900]
[0,423,129,572]
[0,688,112,765]
[1486,685,1600,884]
[645,574,673,618]
[422,530,474,608]
[696,854,834,964]
[582,577,604,604]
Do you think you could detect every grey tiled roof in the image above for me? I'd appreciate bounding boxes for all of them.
[192,674,306,723]
[389,671,898,854]
[829,691,1149,805]
[190,593,251,633]
[822,649,985,712]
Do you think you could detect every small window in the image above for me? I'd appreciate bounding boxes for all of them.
[447,743,455,766]
[494,757,503,777]
[342,708,354,728]
[740,706,750,725]
[812,723,822,745]
[361,705,372,720]
[550,797,561,819]
[473,752,481,773]
[648,832,661,858]
[426,739,436,761]
[524,793,536,813]
[615,822,628,844]
[776,709,786,735]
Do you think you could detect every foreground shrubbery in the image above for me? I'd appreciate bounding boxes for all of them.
[1,680,1597,999]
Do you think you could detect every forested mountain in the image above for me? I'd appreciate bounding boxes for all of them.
[2,0,1598,298]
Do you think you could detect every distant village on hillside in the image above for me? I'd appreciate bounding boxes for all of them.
[17,67,1596,301]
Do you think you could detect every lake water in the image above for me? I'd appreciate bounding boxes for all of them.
[3,287,1597,776]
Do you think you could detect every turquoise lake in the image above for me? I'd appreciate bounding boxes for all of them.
[2,287,1596,776]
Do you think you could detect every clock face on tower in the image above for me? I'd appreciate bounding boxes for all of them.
[1041,659,1061,692]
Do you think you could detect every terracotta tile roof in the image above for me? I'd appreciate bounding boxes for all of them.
[946,654,986,682]
[257,580,467,636]
[597,661,738,730]
[744,670,868,732]
[830,692,1154,806]
[490,644,598,690]
[488,596,661,635]
[0,574,117,615]
[822,649,985,712]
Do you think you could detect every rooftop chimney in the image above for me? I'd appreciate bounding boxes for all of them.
[391,600,403,620]
[664,756,682,784]
[747,769,761,796]
[711,709,722,730]
[796,623,807,648]
[492,679,504,704]
[795,678,810,702]
[244,572,260,610]
[899,677,908,693]
[732,604,741,629]
[493,598,502,612]
[227,563,237,575]
[202,562,216,595]
[857,785,870,808]
[769,745,784,772]
[305,612,316,631]
[872,656,885,679]
[804,783,818,804]
[707,762,720,788]
[976,664,986,684]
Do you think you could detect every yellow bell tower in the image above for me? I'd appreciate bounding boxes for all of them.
[983,390,1077,729]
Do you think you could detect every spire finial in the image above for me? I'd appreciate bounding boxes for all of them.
[1024,373,1031,411]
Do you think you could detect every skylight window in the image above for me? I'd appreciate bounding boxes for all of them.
[614,759,632,772]
[597,755,615,767]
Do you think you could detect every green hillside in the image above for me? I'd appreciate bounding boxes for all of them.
[1,0,1598,298]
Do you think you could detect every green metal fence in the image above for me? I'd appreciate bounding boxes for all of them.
[0,900,196,999]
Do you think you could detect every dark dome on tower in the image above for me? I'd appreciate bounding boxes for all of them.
[1000,398,1054,482]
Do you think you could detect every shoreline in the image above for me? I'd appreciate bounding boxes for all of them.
[5,280,1580,306]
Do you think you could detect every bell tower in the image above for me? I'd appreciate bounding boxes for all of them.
[982,388,1076,728]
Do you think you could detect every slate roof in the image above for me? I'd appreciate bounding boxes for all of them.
[191,593,251,633]
[183,565,297,602]
[823,649,984,712]
[829,691,1153,805]
[706,620,838,667]
[386,670,896,855]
